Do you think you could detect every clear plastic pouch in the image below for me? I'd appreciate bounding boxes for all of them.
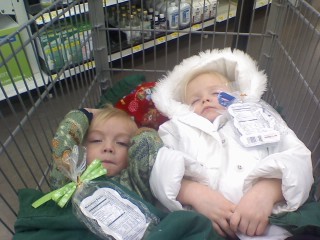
[32,145,159,240]
[218,92,288,148]
[73,181,160,240]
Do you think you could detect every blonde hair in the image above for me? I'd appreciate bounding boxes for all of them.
[182,70,232,103]
[88,104,138,137]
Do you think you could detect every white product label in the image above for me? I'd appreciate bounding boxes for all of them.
[80,188,148,240]
[210,2,217,18]
[171,13,179,28]
[182,9,190,23]
[202,2,210,20]
[228,102,280,147]
[192,4,202,23]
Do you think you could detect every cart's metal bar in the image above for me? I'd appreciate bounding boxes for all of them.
[88,0,111,93]
[0,193,17,217]
[232,0,255,51]
[251,1,272,62]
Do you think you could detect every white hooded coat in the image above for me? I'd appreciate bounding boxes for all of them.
[150,48,314,239]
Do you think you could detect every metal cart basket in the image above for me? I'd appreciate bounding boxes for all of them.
[1,0,319,239]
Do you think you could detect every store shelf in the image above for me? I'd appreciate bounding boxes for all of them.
[256,0,271,8]
[108,0,271,61]
[35,0,128,25]
[1,60,95,100]
[1,0,270,100]
[2,71,48,100]
[216,0,237,22]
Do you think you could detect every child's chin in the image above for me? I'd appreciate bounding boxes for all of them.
[202,113,218,122]
[101,162,112,171]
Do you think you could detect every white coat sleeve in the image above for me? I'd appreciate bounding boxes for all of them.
[149,121,185,211]
[150,147,185,211]
[243,128,314,213]
[149,121,209,211]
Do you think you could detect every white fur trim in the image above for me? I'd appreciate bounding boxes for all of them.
[152,48,267,118]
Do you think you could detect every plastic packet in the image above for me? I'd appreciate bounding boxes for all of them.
[218,92,288,148]
[33,145,159,239]
[32,145,106,208]
[73,181,160,240]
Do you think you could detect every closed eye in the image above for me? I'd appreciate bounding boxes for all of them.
[88,139,102,143]
[191,99,200,105]
[117,141,130,147]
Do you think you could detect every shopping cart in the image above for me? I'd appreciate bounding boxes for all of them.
[1,0,319,239]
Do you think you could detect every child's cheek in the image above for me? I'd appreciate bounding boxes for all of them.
[85,147,95,165]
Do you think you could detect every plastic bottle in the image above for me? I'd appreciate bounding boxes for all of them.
[154,10,160,20]
[191,0,202,24]
[131,4,137,13]
[179,0,191,28]
[132,13,142,43]
[159,13,167,30]
[142,10,152,40]
[148,13,154,30]
[207,0,217,19]
[137,8,142,20]
[119,13,129,42]
[126,14,141,45]
[153,16,160,35]
[202,0,210,21]
[167,2,179,30]
[108,7,117,26]
[120,5,127,15]
[148,8,154,17]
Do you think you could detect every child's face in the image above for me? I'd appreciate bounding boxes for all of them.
[185,73,230,122]
[85,116,137,176]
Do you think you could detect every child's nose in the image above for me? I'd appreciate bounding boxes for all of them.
[103,142,114,153]
[202,98,211,103]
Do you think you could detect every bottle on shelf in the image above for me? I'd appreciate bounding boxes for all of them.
[120,5,127,15]
[142,10,152,40]
[148,8,154,17]
[148,13,154,30]
[125,14,141,45]
[119,13,129,42]
[202,0,210,21]
[159,13,167,30]
[132,13,142,44]
[179,0,191,28]
[108,6,118,26]
[131,4,137,14]
[153,16,161,36]
[167,2,179,30]
[154,10,160,21]
[137,8,142,19]
[190,0,203,24]
[207,0,218,19]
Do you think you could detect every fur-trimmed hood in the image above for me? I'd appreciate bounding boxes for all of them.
[152,48,267,119]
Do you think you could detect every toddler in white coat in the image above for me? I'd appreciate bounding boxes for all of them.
[150,48,314,239]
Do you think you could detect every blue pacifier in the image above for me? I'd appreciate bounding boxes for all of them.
[218,92,236,107]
